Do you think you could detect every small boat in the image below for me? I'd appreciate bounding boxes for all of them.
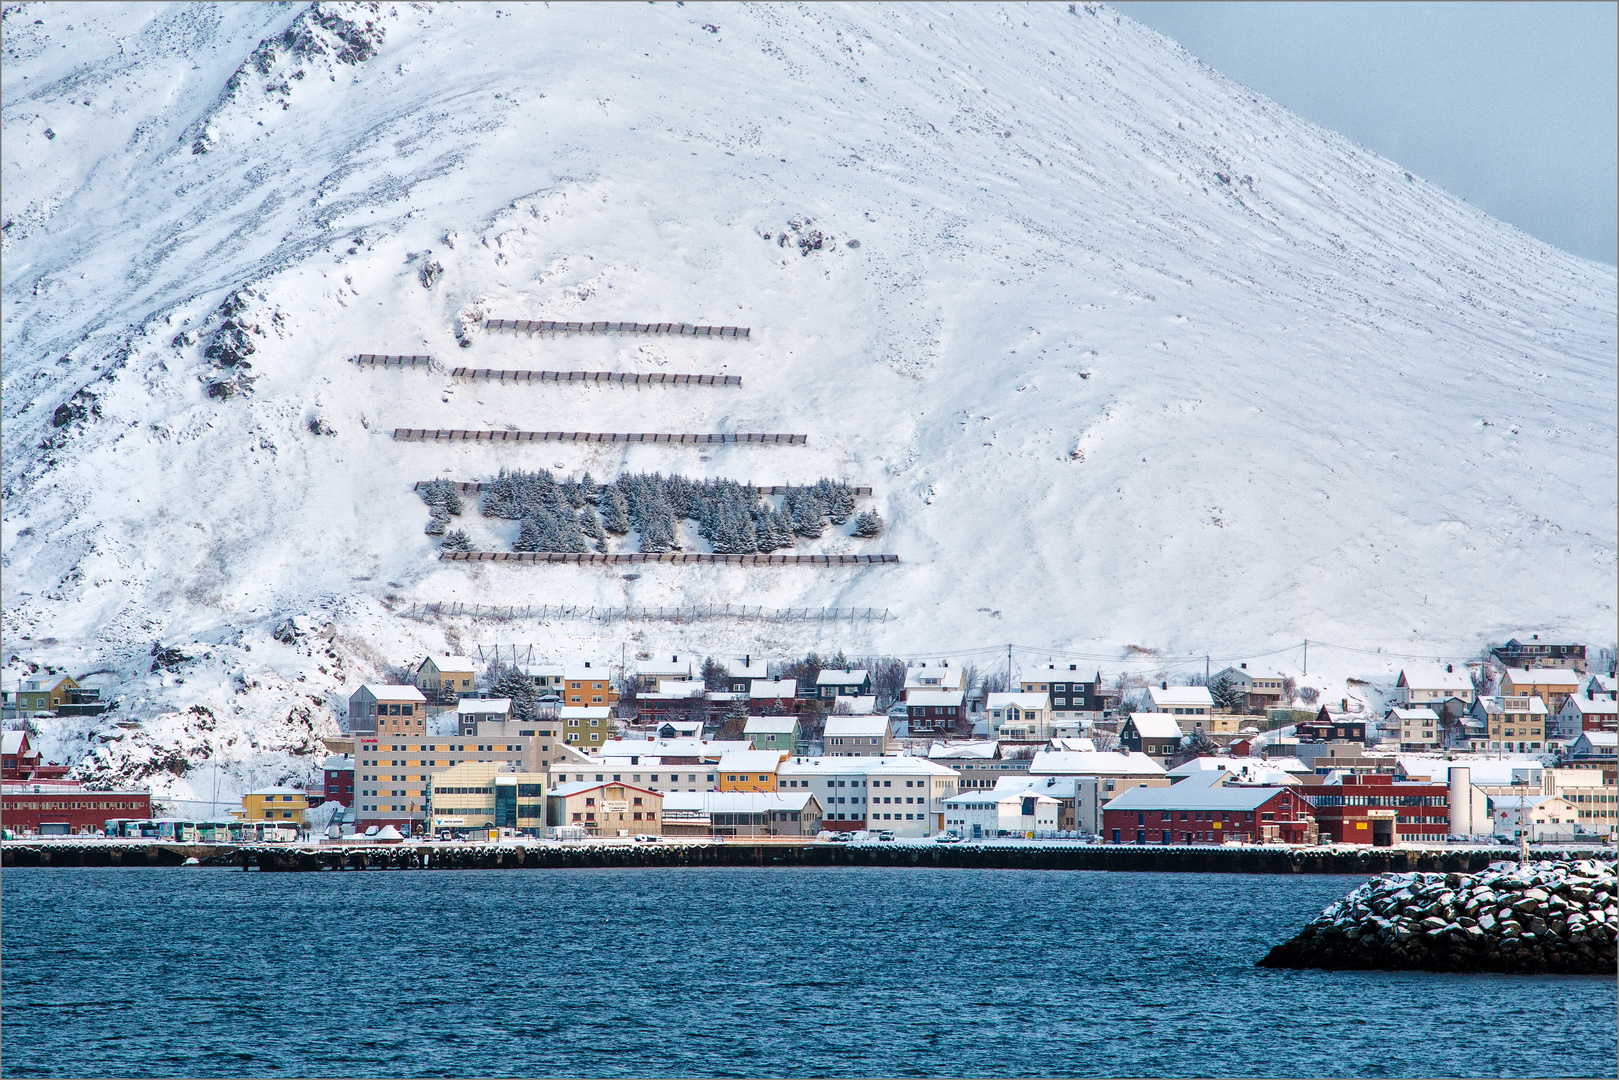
[182,856,201,866]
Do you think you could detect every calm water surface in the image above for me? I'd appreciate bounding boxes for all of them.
[2,866,1613,1078]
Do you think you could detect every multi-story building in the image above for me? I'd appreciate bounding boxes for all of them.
[1386,707,1440,750]
[1021,665,1110,724]
[1543,767,1618,838]
[905,663,965,696]
[776,755,959,835]
[545,780,663,836]
[743,715,799,754]
[1554,695,1619,740]
[929,743,1034,790]
[562,664,618,708]
[942,789,1061,839]
[903,690,966,736]
[347,684,428,735]
[1103,773,1316,845]
[238,787,309,827]
[823,714,892,756]
[815,668,873,699]
[1492,637,1586,671]
[1148,684,1215,723]
[353,728,556,832]
[1394,665,1475,710]
[716,749,787,791]
[987,692,1052,742]
[1028,749,1169,796]
[1487,695,1549,753]
[629,656,693,692]
[414,655,477,702]
[748,679,805,714]
[550,756,721,794]
[1300,773,1449,845]
[323,754,354,807]
[1212,665,1288,712]
[1119,713,1185,765]
[660,791,824,837]
[1,780,151,836]
[1498,668,1582,714]
[11,674,80,716]
[725,657,773,693]
[456,697,513,731]
[560,705,614,747]
[426,761,547,833]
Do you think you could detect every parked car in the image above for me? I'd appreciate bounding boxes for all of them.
[634,834,660,843]
[829,832,853,843]
[934,833,962,844]
[877,831,896,842]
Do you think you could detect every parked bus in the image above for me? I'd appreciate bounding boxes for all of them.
[103,818,139,838]
[196,820,234,843]
[254,821,300,843]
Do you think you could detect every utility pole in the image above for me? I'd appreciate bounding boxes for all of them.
[1007,644,1013,690]
[1303,639,1308,676]
[1516,778,1530,866]
[1206,655,1210,684]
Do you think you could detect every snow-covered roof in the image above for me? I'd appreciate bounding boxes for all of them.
[1397,665,1473,692]
[1050,737,1096,753]
[1387,707,1439,720]
[744,716,798,735]
[661,790,817,814]
[655,679,704,697]
[778,756,959,778]
[1104,774,1295,812]
[1028,750,1166,777]
[928,741,999,760]
[1148,685,1214,708]
[906,690,965,708]
[726,658,771,680]
[1563,695,1619,715]
[248,786,306,796]
[1165,757,1300,786]
[1502,667,1583,689]
[322,754,354,770]
[749,679,801,699]
[905,665,963,690]
[563,663,612,681]
[357,684,426,702]
[1575,732,1618,747]
[944,789,1058,807]
[547,779,660,798]
[717,749,788,773]
[421,654,476,672]
[633,657,693,677]
[989,774,1083,798]
[986,693,1048,711]
[1395,756,1542,783]
[823,715,889,739]
[1127,713,1185,739]
[816,669,871,686]
[558,706,612,720]
[456,697,512,716]
[833,696,877,715]
[596,737,748,760]
[1588,674,1617,695]
[1,731,26,755]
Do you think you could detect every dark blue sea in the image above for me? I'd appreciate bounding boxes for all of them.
[2,866,1613,1078]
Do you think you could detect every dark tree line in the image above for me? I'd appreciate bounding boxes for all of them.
[475,469,870,555]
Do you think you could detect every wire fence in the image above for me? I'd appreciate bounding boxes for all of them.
[451,367,741,386]
[393,429,806,445]
[404,602,895,624]
[440,552,898,565]
[483,319,750,338]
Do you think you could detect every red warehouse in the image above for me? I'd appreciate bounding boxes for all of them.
[1102,773,1316,845]
[3,781,152,836]
[1300,772,1450,846]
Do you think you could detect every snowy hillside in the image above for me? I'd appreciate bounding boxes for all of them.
[2,2,1614,797]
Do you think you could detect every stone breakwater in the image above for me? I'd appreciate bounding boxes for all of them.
[1259,860,1617,974]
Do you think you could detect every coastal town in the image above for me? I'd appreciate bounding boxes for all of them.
[4,635,1614,851]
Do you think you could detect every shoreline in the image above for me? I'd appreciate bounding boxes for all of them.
[4,838,1612,874]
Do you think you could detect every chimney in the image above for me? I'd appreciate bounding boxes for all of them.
[1533,634,1539,640]
[1161,681,1168,691]
[1446,663,1453,673]
[1240,662,1247,669]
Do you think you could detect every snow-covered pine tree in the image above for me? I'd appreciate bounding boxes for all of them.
[441,529,473,552]
[852,509,884,538]
[579,472,600,504]
[601,488,631,534]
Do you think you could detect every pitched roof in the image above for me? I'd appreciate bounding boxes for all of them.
[778,756,959,777]
[726,658,771,680]
[906,690,965,708]
[986,693,1049,710]
[1,731,26,755]
[717,749,788,773]
[357,684,426,702]
[744,716,798,735]
[748,679,801,698]
[823,715,889,739]
[422,655,477,672]
[1148,685,1214,708]
[1104,779,1296,813]
[816,669,871,686]
[547,780,661,799]
[928,740,999,760]
[1563,695,1618,715]
[1126,713,1185,739]
[660,790,818,814]
[1387,707,1439,720]
[456,697,512,715]
[1028,750,1166,777]
[1501,667,1583,689]
[558,706,612,719]
[1397,665,1474,692]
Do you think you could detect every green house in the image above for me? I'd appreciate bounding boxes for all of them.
[744,715,799,755]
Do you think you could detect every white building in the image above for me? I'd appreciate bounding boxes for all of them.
[942,789,1060,839]
[456,697,513,731]
[1148,684,1214,722]
[986,692,1052,741]
[1386,706,1441,749]
[1395,665,1475,709]
[777,755,959,836]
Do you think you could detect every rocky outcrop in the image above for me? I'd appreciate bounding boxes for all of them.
[1259,860,1617,974]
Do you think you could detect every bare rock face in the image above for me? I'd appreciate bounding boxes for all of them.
[1259,860,1617,975]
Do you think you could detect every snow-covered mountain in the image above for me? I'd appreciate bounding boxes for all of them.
[3,2,1614,798]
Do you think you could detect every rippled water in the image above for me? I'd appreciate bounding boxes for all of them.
[2,866,1613,1077]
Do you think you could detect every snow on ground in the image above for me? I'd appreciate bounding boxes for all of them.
[2,3,1614,792]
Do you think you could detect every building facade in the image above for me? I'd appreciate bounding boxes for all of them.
[2,781,151,836]
[1301,773,1450,845]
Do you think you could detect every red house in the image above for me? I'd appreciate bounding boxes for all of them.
[323,754,355,808]
[1300,772,1450,846]
[1102,773,1315,845]
[3,780,152,836]
[2,731,72,782]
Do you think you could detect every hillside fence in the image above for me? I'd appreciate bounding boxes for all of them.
[413,480,872,495]
[439,552,897,565]
[451,367,740,386]
[483,319,750,338]
[354,354,435,367]
[403,602,895,624]
[394,430,806,445]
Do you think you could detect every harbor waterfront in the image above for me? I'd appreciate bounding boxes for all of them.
[3,865,1614,1079]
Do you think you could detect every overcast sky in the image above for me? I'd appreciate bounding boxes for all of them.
[1114,1,1618,266]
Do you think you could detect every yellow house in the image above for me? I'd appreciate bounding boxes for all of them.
[236,786,308,825]
[563,665,618,707]
[416,655,477,700]
[717,749,786,792]
[1499,668,1582,714]
[16,675,79,713]
[1490,696,1547,752]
